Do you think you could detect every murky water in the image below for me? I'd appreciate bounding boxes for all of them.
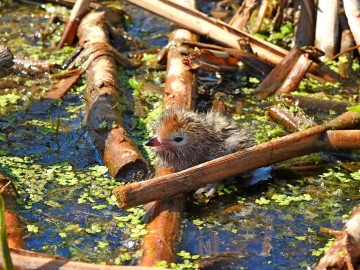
[1,1,360,269]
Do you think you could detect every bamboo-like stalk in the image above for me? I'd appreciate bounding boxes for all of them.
[125,0,339,83]
[294,0,316,47]
[4,248,167,270]
[184,49,239,72]
[229,0,259,30]
[275,53,313,95]
[45,72,82,100]
[323,130,360,150]
[266,102,317,132]
[316,204,360,269]
[139,11,197,266]
[253,0,268,33]
[272,0,286,30]
[182,40,272,77]
[254,46,303,97]
[315,0,340,59]
[57,0,90,48]
[5,211,22,249]
[338,11,355,78]
[13,58,59,73]
[0,176,23,250]
[293,94,350,113]
[113,112,360,209]
[126,0,285,64]
[140,167,184,266]
[78,11,148,179]
[343,0,360,55]
[163,30,197,109]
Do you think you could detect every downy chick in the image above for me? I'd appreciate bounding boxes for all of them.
[146,107,254,172]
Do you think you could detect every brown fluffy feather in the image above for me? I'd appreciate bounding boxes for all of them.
[147,107,254,172]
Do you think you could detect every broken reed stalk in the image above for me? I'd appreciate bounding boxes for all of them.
[323,130,360,150]
[316,204,360,270]
[126,0,286,64]
[13,58,59,73]
[294,0,316,47]
[338,11,355,78]
[272,0,286,30]
[315,0,339,59]
[254,45,303,97]
[228,0,259,30]
[4,211,22,249]
[0,177,23,249]
[140,169,184,267]
[343,0,360,55]
[4,248,165,270]
[139,23,197,266]
[293,94,350,113]
[253,0,268,33]
[57,0,90,48]
[267,99,360,155]
[182,40,272,78]
[0,195,13,270]
[125,0,339,83]
[140,196,184,266]
[275,53,313,95]
[0,47,58,79]
[113,111,360,209]
[45,71,83,100]
[266,103,317,132]
[163,30,197,109]
[183,49,239,73]
[78,11,148,179]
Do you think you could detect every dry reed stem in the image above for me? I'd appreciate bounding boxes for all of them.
[139,16,197,266]
[113,112,360,208]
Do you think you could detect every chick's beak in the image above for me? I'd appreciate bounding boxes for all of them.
[145,137,162,147]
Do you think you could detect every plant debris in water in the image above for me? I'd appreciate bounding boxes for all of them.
[0,1,360,269]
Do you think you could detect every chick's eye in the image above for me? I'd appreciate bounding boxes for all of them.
[173,137,184,142]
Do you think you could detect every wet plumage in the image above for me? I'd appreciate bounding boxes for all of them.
[146,107,254,172]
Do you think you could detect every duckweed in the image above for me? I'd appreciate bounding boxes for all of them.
[27,224,39,233]
[295,236,306,241]
[113,207,147,239]
[97,241,110,249]
[255,197,271,205]
[114,252,132,264]
[2,2,360,269]
[154,251,200,269]
[86,224,102,234]
[312,239,334,257]
[321,168,360,183]
[0,94,21,107]
[271,193,312,206]
[177,251,200,260]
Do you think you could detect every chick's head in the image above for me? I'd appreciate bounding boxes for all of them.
[151,109,206,146]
